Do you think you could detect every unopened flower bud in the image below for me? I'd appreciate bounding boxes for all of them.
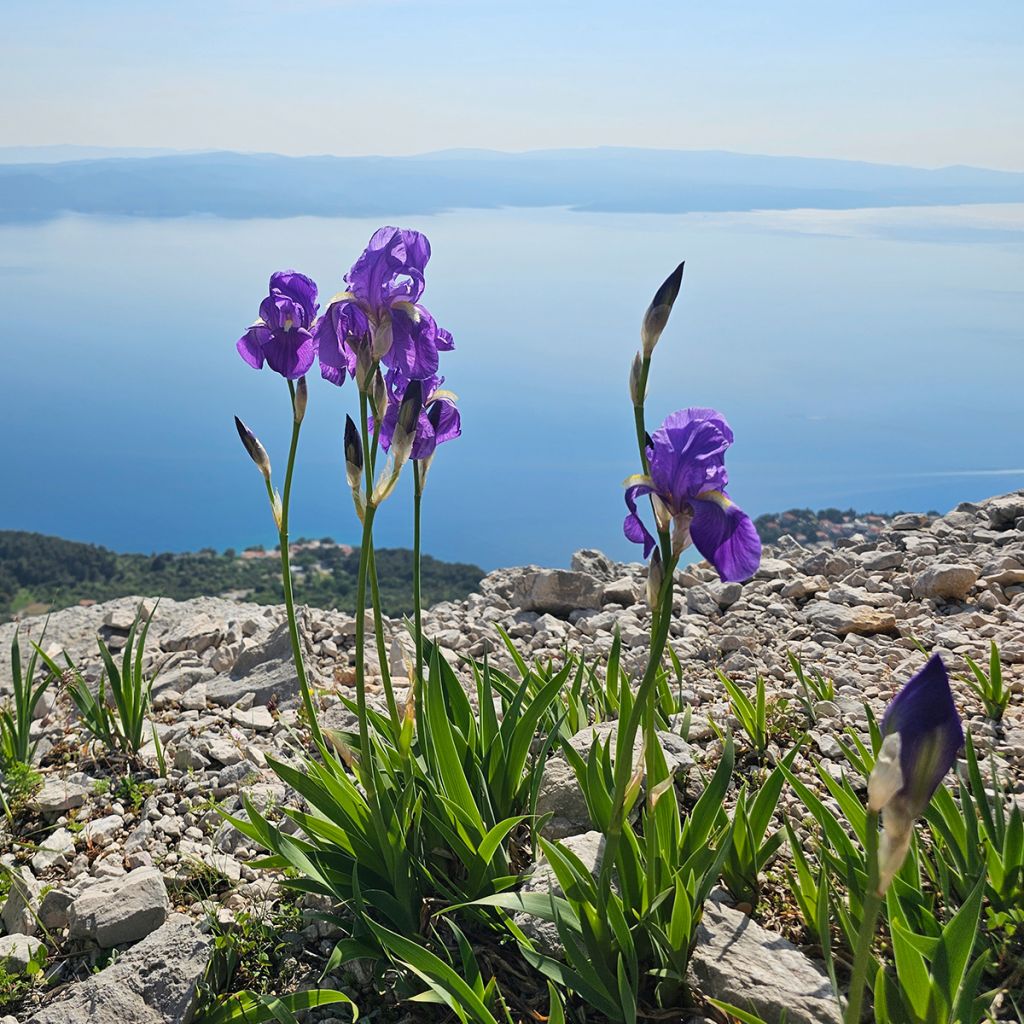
[391,379,423,467]
[629,351,645,406]
[356,345,375,392]
[371,317,394,361]
[293,376,308,424]
[344,415,363,491]
[234,416,272,481]
[647,549,664,611]
[641,261,685,357]
[867,653,963,894]
[371,367,388,421]
[398,379,423,434]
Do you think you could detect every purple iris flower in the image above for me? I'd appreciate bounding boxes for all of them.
[868,653,963,891]
[237,271,319,379]
[373,370,461,460]
[623,407,761,582]
[316,226,451,383]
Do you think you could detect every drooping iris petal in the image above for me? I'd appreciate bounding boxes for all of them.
[427,396,461,448]
[689,490,762,582]
[313,300,367,387]
[623,482,658,560]
[385,303,439,380]
[411,396,461,460]
[880,653,963,816]
[436,326,455,352]
[237,324,271,370]
[261,328,316,379]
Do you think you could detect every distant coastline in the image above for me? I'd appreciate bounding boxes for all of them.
[0,508,914,619]
[0,531,484,620]
[2,146,1023,223]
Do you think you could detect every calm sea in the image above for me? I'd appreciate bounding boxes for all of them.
[1,205,1022,569]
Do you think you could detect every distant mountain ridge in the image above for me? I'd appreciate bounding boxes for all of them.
[2,146,1023,222]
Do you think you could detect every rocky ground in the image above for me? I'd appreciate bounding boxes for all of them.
[0,491,1022,1023]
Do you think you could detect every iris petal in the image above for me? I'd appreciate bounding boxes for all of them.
[689,491,762,582]
[237,324,270,370]
[649,409,733,507]
[261,328,316,380]
[623,483,657,559]
[268,270,319,326]
[386,304,439,380]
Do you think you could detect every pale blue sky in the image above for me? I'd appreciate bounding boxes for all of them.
[3,1,1023,168]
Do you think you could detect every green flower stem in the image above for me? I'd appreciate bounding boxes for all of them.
[632,354,654,473]
[355,388,379,799]
[631,352,674,796]
[844,809,883,1024]
[366,544,401,735]
[413,460,424,688]
[599,348,679,898]
[278,380,325,753]
[359,381,401,736]
[601,552,677,893]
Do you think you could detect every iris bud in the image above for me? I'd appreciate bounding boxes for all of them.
[371,367,388,421]
[646,549,664,612]
[356,344,375,392]
[371,316,394,361]
[234,416,272,481]
[391,379,424,467]
[344,415,363,491]
[271,489,283,531]
[866,653,963,895]
[641,261,685,357]
[629,351,645,406]
[293,376,308,424]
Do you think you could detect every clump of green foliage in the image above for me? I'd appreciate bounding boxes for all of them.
[37,605,159,759]
[0,628,51,768]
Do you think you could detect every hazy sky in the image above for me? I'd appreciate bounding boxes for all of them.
[4,1,1023,169]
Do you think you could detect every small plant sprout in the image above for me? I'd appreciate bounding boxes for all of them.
[0,625,52,768]
[788,649,835,723]
[961,640,1011,721]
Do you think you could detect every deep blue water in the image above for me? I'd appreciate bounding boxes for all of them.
[1,206,1022,569]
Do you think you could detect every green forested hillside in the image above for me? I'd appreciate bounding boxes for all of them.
[0,531,484,619]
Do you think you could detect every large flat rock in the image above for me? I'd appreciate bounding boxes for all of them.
[689,894,841,1024]
[67,867,169,948]
[24,914,212,1024]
